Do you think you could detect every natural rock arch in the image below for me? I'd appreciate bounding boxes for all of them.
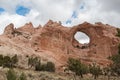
[70,22,92,48]
[2,20,120,69]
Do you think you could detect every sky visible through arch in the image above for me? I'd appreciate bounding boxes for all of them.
[0,0,120,43]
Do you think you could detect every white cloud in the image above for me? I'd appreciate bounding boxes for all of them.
[0,0,120,43]
[0,9,41,34]
[0,0,77,34]
[66,0,120,28]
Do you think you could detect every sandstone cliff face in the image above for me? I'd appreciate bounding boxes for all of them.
[0,20,120,71]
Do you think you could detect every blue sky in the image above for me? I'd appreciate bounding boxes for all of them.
[16,6,30,16]
[0,6,30,16]
[0,0,120,43]
[0,8,5,14]
[66,2,85,24]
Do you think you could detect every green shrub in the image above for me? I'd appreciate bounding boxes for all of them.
[35,60,41,71]
[116,28,120,37]
[6,69,17,80]
[0,55,3,66]
[28,56,55,72]
[3,56,11,68]
[19,72,27,80]
[46,61,55,72]
[40,64,47,71]
[109,54,120,63]
[118,44,120,54]
[35,61,55,72]
[3,55,18,68]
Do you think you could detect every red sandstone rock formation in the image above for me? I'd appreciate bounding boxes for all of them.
[0,20,120,71]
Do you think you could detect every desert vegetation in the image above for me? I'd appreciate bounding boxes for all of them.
[66,56,120,80]
[0,54,56,80]
[1,42,120,80]
[28,56,55,72]
[67,58,102,79]
[67,58,88,78]
[0,54,18,68]
[0,53,120,80]
[65,42,120,80]
[6,69,27,80]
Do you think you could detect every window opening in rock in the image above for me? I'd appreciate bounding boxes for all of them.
[74,32,90,44]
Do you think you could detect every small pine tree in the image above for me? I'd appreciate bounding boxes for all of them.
[28,57,39,68]
[11,54,18,68]
[28,57,32,67]
[67,58,88,78]
[103,67,112,80]
[11,55,18,64]
[19,72,27,80]
[89,63,102,79]
[6,69,17,80]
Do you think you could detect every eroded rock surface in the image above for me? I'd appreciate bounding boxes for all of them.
[0,20,120,71]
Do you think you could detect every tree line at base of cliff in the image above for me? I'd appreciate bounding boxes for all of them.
[1,43,120,80]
